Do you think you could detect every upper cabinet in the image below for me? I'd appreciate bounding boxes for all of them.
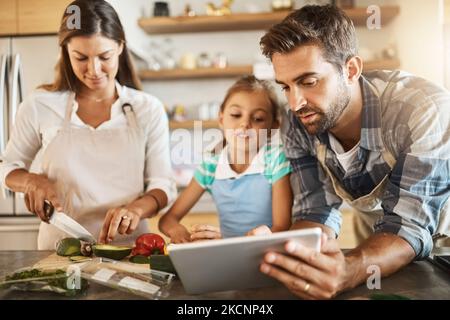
[138,6,400,35]
[0,0,18,35]
[0,0,72,36]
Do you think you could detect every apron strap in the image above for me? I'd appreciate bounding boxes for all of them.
[316,141,355,202]
[381,150,396,169]
[63,92,76,128]
[365,78,397,169]
[65,94,140,133]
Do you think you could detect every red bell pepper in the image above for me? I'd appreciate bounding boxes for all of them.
[133,233,166,256]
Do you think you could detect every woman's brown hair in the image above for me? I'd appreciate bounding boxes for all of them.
[40,0,141,92]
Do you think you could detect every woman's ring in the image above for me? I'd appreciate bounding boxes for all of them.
[122,215,129,220]
[304,282,311,293]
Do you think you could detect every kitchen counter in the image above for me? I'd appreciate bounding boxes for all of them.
[0,250,449,300]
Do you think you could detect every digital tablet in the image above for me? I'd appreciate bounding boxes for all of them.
[167,228,322,294]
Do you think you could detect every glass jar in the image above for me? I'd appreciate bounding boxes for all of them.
[153,2,170,17]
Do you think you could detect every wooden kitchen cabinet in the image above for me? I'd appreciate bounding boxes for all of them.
[0,0,18,35]
[0,0,72,36]
[17,0,72,34]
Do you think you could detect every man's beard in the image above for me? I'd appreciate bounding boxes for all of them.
[296,83,351,135]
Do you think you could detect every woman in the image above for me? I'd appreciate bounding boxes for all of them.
[0,0,176,249]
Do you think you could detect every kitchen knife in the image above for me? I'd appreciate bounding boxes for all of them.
[44,201,96,243]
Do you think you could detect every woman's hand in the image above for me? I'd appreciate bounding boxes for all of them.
[190,224,222,241]
[23,173,63,222]
[98,203,144,244]
[167,224,192,243]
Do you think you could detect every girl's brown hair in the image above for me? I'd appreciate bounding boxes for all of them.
[220,75,281,123]
[40,0,141,92]
[212,75,282,154]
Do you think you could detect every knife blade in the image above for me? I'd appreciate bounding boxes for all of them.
[44,201,96,243]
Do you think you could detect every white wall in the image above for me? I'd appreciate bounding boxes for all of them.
[107,0,286,110]
[109,0,446,109]
[358,0,445,85]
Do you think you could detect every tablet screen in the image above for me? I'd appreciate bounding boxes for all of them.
[168,228,322,294]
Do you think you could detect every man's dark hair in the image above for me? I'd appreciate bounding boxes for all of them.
[260,5,358,72]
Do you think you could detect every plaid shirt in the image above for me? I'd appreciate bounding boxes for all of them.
[282,70,450,259]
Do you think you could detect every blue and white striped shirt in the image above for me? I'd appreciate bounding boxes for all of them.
[282,70,450,259]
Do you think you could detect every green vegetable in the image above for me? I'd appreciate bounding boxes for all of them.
[0,268,88,296]
[129,255,150,264]
[56,238,82,256]
[369,293,411,300]
[149,254,177,274]
[69,256,92,262]
[92,244,132,260]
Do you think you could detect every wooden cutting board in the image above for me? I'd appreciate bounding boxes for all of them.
[33,253,151,274]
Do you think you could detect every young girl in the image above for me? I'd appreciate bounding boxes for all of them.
[159,76,292,243]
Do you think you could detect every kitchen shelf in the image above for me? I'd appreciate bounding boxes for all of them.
[169,120,219,130]
[138,6,400,34]
[138,11,289,34]
[139,59,400,81]
[364,58,400,71]
[344,6,400,26]
[139,65,253,80]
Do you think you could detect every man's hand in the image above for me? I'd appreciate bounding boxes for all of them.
[260,233,353,299]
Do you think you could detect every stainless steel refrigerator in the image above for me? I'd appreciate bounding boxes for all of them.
[0,36,59,250]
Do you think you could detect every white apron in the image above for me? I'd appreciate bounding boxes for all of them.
[316,141,395,243]
[37,92,148,249]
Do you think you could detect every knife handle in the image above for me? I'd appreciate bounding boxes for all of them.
[43,200,55,219]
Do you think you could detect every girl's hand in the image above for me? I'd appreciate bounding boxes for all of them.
[23,173,63,222]
[246,225,272,236]
[190,224,222,241]
[99,203,143,244]
[168,224,192,243]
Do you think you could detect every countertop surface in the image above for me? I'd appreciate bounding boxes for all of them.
[0,250,449,300]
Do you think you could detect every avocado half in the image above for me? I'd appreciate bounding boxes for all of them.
[56,238,82,256]
[92,244,132,260]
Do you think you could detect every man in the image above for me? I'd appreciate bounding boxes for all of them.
[256,5,450,299]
